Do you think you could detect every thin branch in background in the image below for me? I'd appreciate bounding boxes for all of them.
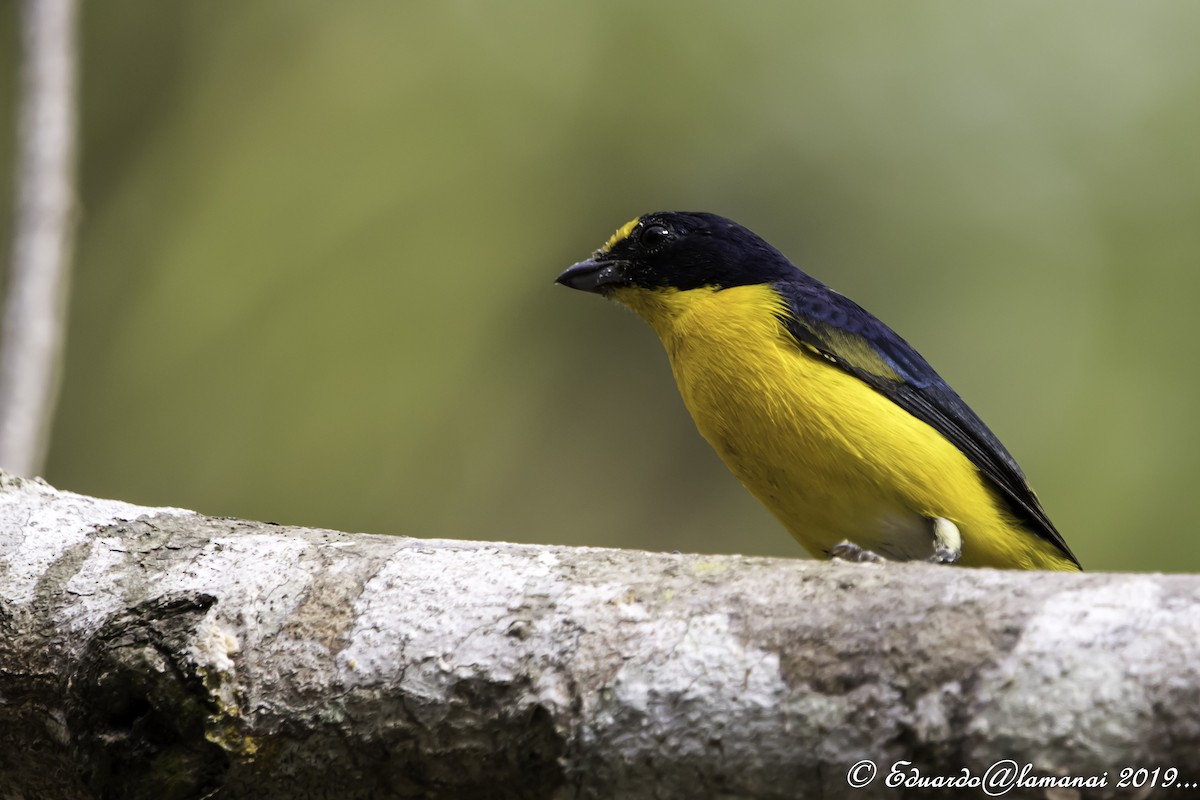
[0,0,79,476]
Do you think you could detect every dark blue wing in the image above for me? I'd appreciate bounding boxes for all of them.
[772,278,1078,567]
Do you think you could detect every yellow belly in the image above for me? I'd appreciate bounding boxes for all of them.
[612,283,1076,571]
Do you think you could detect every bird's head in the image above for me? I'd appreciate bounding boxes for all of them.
[556,212,797,296]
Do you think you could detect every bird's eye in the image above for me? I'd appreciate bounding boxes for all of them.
[638,224,673,249]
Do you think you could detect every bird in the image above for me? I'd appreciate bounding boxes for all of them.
[555,211,1080,571]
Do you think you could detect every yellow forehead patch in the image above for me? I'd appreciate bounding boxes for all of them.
[601,217,641,253]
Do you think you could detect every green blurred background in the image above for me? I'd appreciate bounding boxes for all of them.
[2,1,1198,572]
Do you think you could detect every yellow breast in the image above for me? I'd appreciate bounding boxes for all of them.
[611,283,1075,570]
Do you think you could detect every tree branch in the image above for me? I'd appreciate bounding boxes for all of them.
[0,0,79,476]
[0,471,1195,799]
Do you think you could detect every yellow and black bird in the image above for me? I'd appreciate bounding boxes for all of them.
[556,212,1079,571]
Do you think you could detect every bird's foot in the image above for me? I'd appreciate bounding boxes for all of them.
[828,540,886,564]
[928,517,962,565]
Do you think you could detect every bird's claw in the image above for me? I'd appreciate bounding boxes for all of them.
[928,517,962,565]
[828,540,886,563]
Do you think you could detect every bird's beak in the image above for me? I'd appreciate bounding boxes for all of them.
[555,258,630,294]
